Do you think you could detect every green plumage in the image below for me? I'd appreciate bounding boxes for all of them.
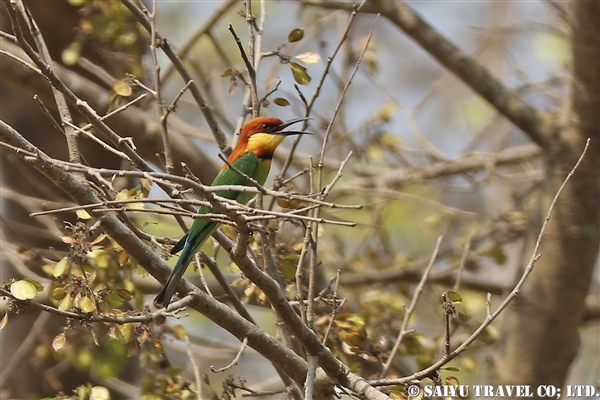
[153,151,271,307]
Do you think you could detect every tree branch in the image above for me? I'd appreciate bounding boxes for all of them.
[297,0,557,149]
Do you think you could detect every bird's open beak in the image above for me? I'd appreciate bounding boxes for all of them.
[269,117,313,135]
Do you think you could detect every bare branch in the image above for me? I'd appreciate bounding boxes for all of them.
[380,236,443,378]
[120,0,230,154]
[370,138,590,387]
[297,0,557,149]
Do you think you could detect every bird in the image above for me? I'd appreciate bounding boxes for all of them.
[154,116,310,308]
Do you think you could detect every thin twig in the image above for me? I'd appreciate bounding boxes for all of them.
[442,292,453,356]
[0,312,51,387]
[0,287,189,323]
[211,337,249,372]
[379,235,443,378]
[77,93,148,132]
[322,270,343,345]
[278,1,367,180]
[146,0,174,173]
[33,94,64,135]
[12,0,80,164]
[63,120,132,162]
[161,0,238,83]
[199,252,256,324]
[184,333,203,398]
[317,14,379,191]
[121,0,229,153]
[453,223,475,291]
[245,0,259,115]
[370,138,591,386]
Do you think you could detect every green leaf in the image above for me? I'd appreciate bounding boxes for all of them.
[154,339,164,355]
[10,280,38,300]
[112,79,132,97]
[169,324,187,340]
[290,62,311,85]
[446,290,463,303]
[457,311,471,322]
[287,28,304,43]
[480,241,507,265]
[442,367,461,372]
[115,288,133,301]
[273,97,290,106]
[103,292,125,308]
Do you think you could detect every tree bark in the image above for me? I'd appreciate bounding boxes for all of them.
[491,1,600,391]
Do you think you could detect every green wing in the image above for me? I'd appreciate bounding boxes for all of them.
[170,151,261,254]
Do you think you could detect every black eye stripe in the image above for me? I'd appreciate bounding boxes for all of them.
[260,123,279,132]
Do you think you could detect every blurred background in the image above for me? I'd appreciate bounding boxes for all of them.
[1,0,598,399]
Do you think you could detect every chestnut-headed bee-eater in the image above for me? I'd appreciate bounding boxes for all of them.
[154,116,309,307]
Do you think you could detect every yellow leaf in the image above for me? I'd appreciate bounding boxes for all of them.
[154,339,164,355]
[532,32,570,70]
[53,257,70,278]
[169,324,187,340]
[78,295,96,313]
[52,257,69,278]
[379,133,403,150]
[76,210,92,220]
[376,102,396,123]
[290,62,311,85]
[221,68,234,77]
[58,293,73,311]
[457,96,493,132]
[22,278,43,292]
[90,233,107,245]
[52,332,67,351]
[10,280,38,300]
[118,324,133,343]
[61,43,80,66]
[90,386,111,400]
[52,284,68,300]
[112,79,132,97]
[294,51,320,65]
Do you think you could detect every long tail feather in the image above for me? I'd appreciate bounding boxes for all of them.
[153,219,218,308]
[153,243,196,308]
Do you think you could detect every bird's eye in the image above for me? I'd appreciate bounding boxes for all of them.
[261,123,268,130]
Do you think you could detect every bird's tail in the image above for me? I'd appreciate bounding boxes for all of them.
[153,244,197,308]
